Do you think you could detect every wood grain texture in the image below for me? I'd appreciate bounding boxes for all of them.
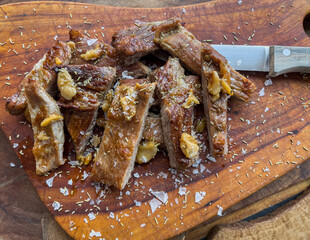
[181,177,310,239]
[0,0,310,239]
[208,188,310,240]
[0,0,210,8]
[269,46,310,76]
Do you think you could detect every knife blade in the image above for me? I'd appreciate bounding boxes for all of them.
[212,45,310,77]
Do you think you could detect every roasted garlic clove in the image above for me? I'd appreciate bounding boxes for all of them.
[136,141,159,164]
[180,133,199,159]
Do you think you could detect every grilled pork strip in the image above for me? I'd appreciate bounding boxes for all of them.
[57,64,116,156]
[201,44,229,156]
[69,29,118,67]
[24,78,65,175]
[91,80,156,190]
[151,57,199,169]
[153,22,256,101]
[112,18,181,65]
[69,29,151,79]
[6,41,72,115]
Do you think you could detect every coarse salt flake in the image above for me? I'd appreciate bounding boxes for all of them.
[87,39,97,46]
[46,177,54,187]
[133,173,140,178]
[10,162,15,167]
[89,230,101,237]
[60,187,69,196]
[88,212,96,221]
[52,201,60,211]
[150,191,168,204]
[134,200,141,207]
[207,154,216,162]
[82,171,88,180]
[178,187,186,196]
[192,169,199,175]
[149,198,162,213]
[259,88,265,96]
[217,205,223,216]
[68,179,73,185]
[264,78,273,86]
[109,212,115,218]
[195,191,206,203]
[200,164,206,173]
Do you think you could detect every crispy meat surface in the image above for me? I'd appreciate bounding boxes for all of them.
[6,41,72,115]
[57,65,116,156]
[154,24,256,101]
[201,44,229,156]
[151,57,199,169]
[112,18,181,65]
[70,29,150,79]
[24,78,65,175]
[184,75,203,103]
[91,80,156,190]
[58,87,100,111]
[118,61,151,79]
[69,29,117,67]
[57,64,116,92]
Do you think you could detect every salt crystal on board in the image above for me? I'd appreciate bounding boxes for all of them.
[195,191,206,203]
[259,88,265,96]
[89,230,101,237]
[217,205,223,216]
[88,212,96,221]
[178,187,186,196]
[264,78,273,86]
[149,198,162,213]
[46,177,54,187]
[52,201,60,211]
[150,191,168,204]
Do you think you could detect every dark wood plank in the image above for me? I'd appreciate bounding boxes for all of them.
[0,0,309,239]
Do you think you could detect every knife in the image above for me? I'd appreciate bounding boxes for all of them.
[212,45,310,77]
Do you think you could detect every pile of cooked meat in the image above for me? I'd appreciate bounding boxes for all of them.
[6,18,256,190]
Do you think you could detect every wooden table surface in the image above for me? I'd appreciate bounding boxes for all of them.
[0,0,309,239]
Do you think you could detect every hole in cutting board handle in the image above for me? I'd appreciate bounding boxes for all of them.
[303,13,310,37]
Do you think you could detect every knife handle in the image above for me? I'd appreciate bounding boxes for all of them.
[269,46,310,77]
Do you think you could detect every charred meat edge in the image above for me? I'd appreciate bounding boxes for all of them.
[151,57,199,169]
[24,78,65,175]
[111,18,181,66]
[153,21,256,101]
[69,29,151,79]
[201,44,229,156]
[56,65,116,156]
[6,41,72,115]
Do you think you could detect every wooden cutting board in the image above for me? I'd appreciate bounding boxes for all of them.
[0,0,309,239]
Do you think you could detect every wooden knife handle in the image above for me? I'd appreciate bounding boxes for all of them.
[269,46,310,77]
